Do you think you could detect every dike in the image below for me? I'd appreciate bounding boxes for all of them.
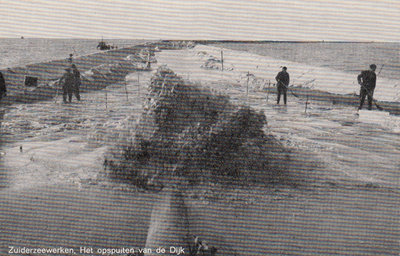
[0,41,187,104]
[194,44,400,115]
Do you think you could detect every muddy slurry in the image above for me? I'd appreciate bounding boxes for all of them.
[0,44,399,256]
[0,69,154,254]
[0,69,150,189]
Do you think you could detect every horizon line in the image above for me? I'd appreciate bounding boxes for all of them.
[1,37,399,43]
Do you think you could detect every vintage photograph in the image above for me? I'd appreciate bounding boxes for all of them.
[0,1,399,255]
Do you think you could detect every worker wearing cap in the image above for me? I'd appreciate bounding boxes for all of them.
[357,64,377,110]
[275,66,290,105]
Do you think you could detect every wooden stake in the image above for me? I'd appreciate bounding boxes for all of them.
[137,73,140,99]
[246,71,249,97]
[266,80,270,103]
[105,90,108,109]
[221,50,224,71]
[305,94,309,114]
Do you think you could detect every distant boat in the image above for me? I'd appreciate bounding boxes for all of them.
[97,40,111,50]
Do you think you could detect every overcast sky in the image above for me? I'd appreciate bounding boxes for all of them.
[0,0,399,41]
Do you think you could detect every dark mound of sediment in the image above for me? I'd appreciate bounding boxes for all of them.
[104,66,288,188]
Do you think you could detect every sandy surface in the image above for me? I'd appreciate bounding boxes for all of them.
[0,70,153,254]
[0,45,399,255]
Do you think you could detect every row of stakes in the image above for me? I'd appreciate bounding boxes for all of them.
[105,72,141,110]
[219,49,311,114]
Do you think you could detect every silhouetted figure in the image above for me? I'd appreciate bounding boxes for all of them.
[146,51,151,69]
[357,64,377,110]
[0,71,6,101]
[71,64,81,101]
[59,68,74,103]
[275,66,290,104]
[68,53,73,64]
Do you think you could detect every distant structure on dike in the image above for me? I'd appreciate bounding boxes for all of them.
[97,40,112,50]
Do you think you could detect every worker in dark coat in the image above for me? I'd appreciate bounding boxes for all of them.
[59,68,74,103]
[68,53,73,64]
[275,66,290,104]
[357,64,377,110]
[71,64,81,101]
[0,71,6,101]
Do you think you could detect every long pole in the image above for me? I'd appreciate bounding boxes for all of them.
[305,94,309,114]
[286,68,315,98]
[125,79,129,101]
[278,78,299,98]
[359,83,383,111]
[377,64,385,76]
[357,64,385,111]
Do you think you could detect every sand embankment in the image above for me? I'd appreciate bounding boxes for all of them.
[0,42,169,104]
[174,44,400,114]
[0,43,399,256]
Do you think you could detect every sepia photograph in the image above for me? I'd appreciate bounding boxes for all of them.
[0,1,399,255]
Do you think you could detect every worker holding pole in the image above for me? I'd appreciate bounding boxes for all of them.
[275,66,290,105]
[357,64,379,110]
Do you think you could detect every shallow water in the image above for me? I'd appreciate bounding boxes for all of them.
[217,42,400,81]
[0,38,147,69]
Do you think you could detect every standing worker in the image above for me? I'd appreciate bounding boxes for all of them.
[275,66,290,105]
[146,51,151,69]
[0,71,6,101]
[59,68,75,103]
[71,64,81,101]
[357,64,377,110]
[68,53,73,64]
